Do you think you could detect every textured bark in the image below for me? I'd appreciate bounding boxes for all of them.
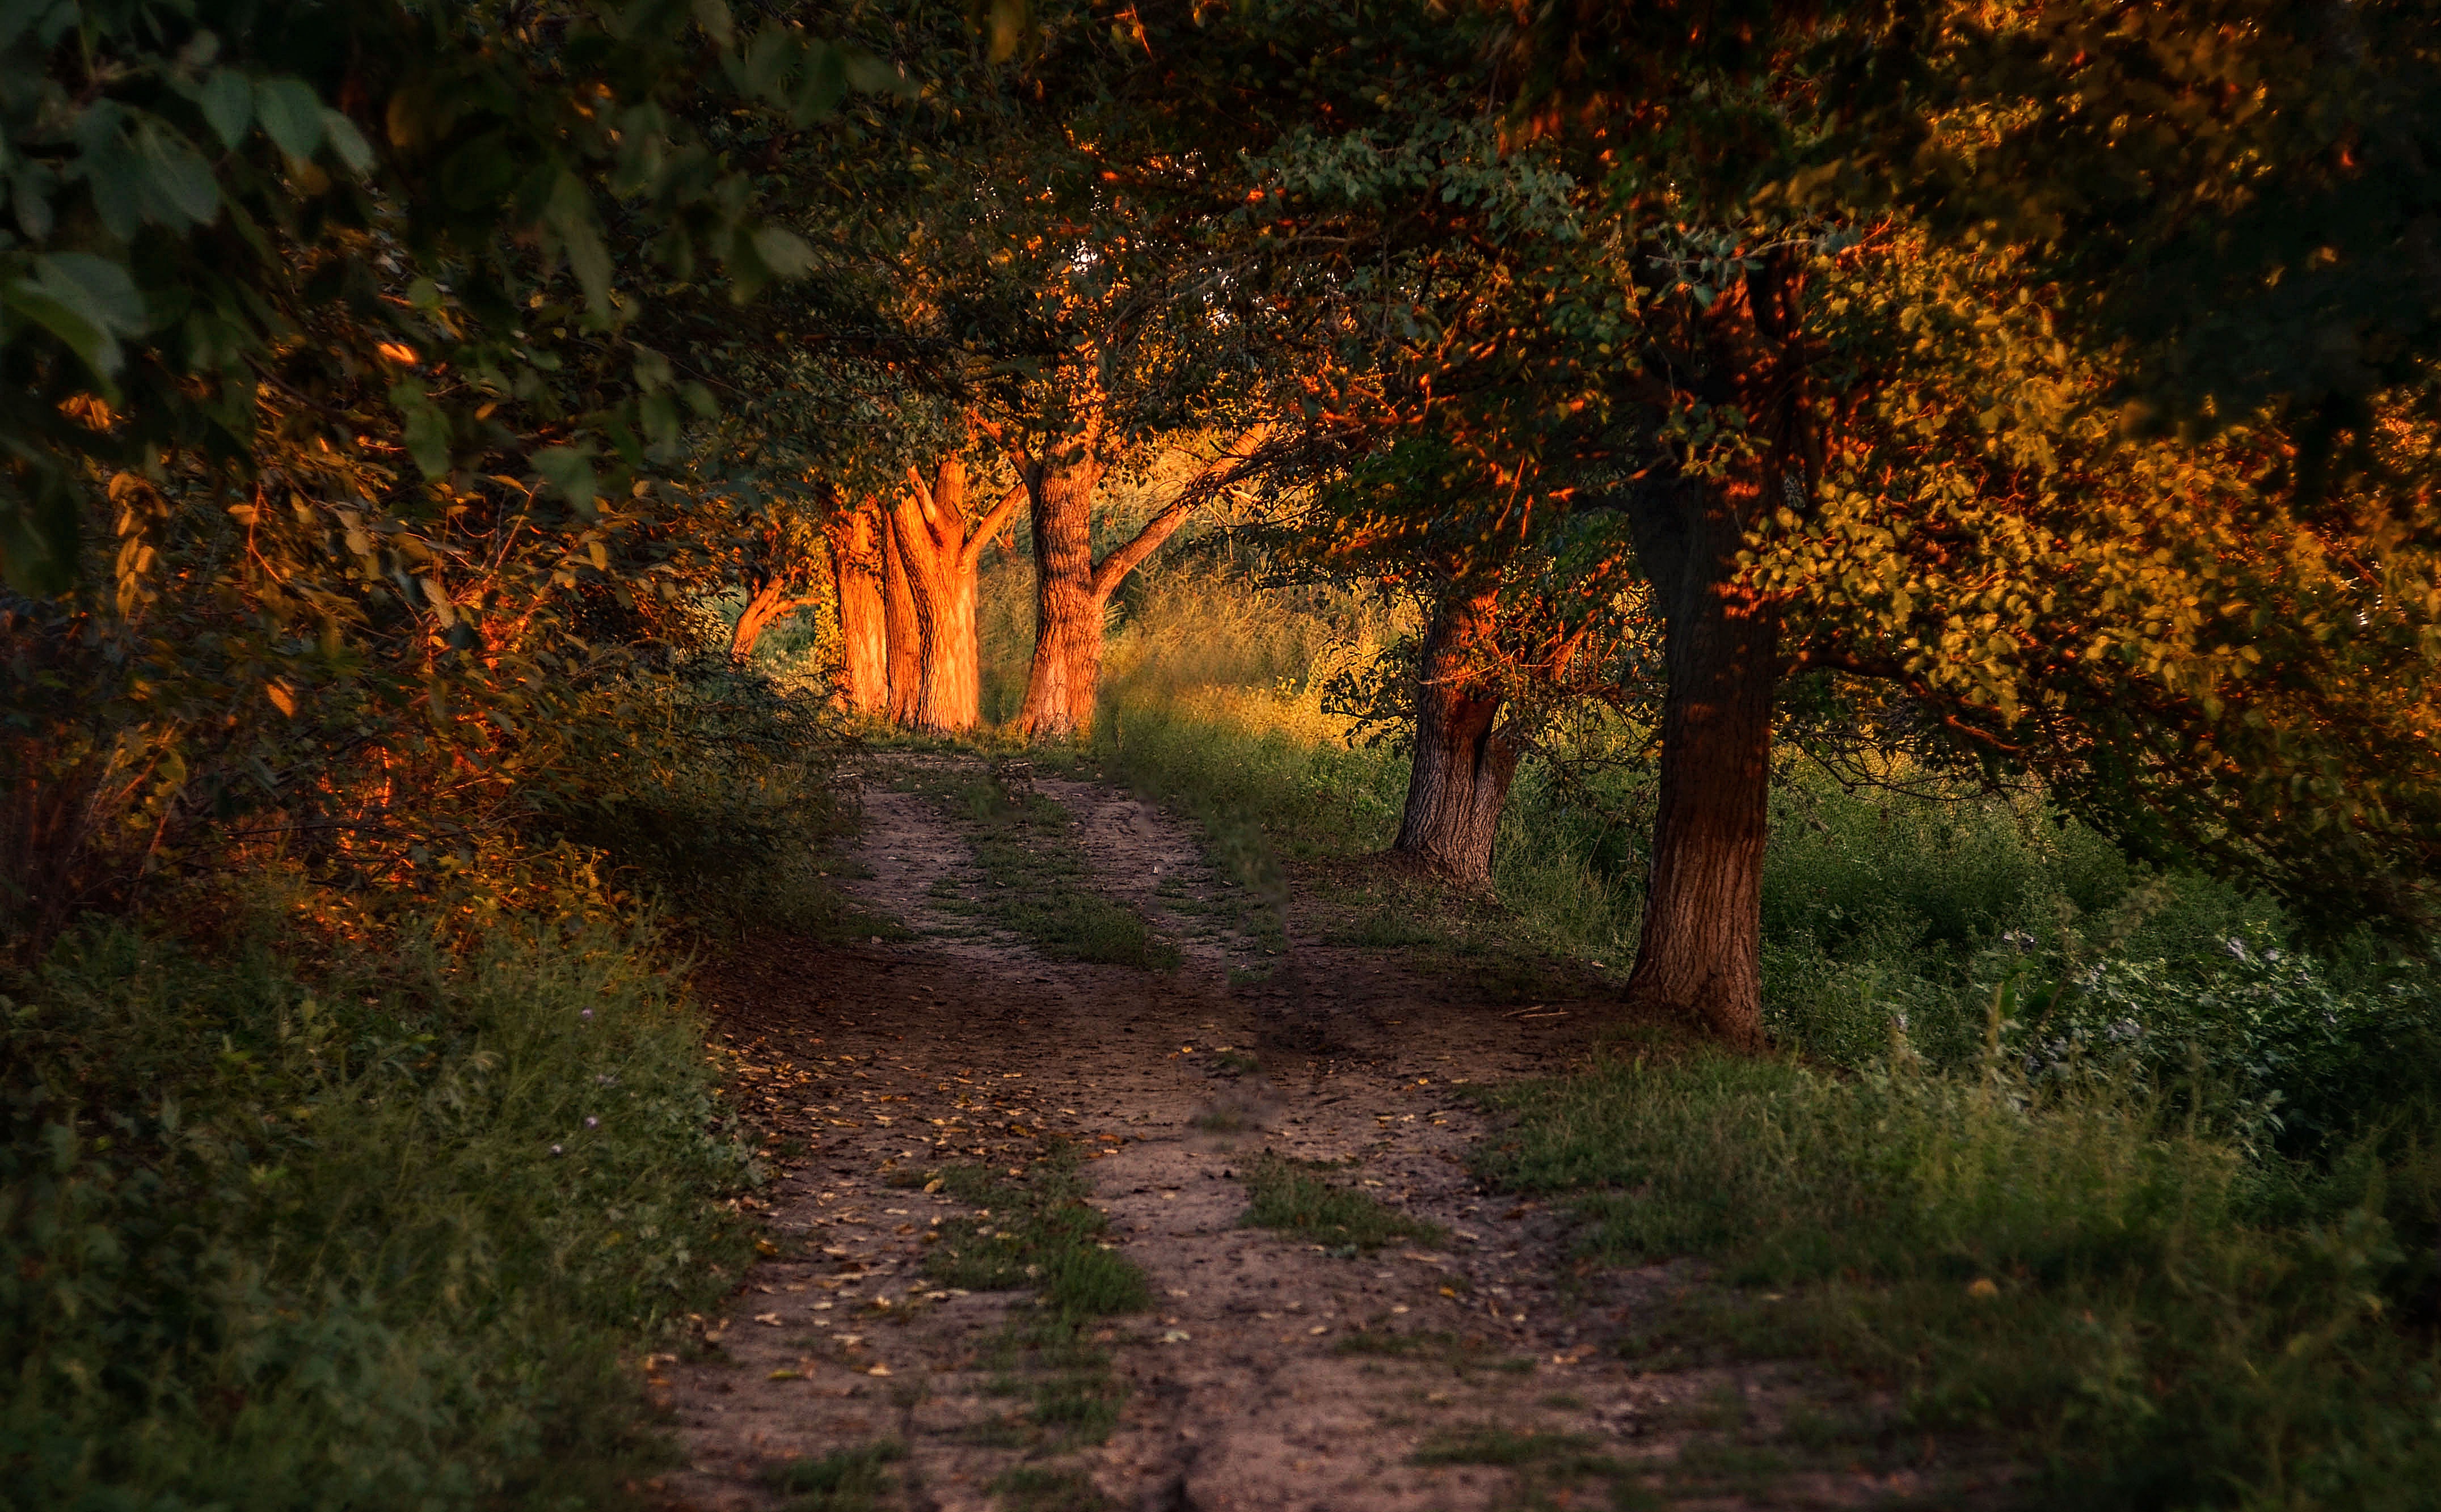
[1621,479,1778,1050]
[889,455,1027,737]
[1014,455,1106,741]
[1010,423,1272,742]
[1392,588,1519,888]
[1614,252,1817,1050]
[882,513,921,727]
[827,501,887,717]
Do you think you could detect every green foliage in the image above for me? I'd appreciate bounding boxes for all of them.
[0,896,759,1511]
[530,653,850,937]
[1,0,889,590]
[1756,772,2441,1154]
[1478,1049,2441,1510]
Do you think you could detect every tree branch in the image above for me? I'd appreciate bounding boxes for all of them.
[1089,424,1275,605]
[962,482,1030,570]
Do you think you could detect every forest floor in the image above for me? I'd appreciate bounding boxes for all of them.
[648,753,2012,1512]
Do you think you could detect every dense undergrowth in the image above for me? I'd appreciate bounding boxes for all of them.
[3,655,847,1510]
[972,539,2441,1509]
[1478,1044,2441,1509]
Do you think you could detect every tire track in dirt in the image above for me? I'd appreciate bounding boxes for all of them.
[652,754,2012,1511]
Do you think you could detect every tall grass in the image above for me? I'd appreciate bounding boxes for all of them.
[2,897,758,1510]
[1478,1041,2441,1509]
[1,657,847,1509]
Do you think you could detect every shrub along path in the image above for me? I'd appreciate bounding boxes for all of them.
[651,754,2009,1511]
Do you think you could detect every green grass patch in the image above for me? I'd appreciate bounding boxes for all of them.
[990,1464,1114,1510]
[1414,1424,1614,1472]
[914,1146,1148,1451]
[1479,1047,2441,1511]
[922,1149,1150,1317]
[1335,1328,1534,1374]
[761,1440,907,1511]
[1236,1153,1447,1253]
[897,770,1182,971]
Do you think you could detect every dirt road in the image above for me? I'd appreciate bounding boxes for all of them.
[650,755,1994,1511]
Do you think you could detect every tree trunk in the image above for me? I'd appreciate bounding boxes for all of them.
[1015,455,1105,741]
[882,512,921,727]
[828,501,887,717]
[1392,588,1519,887]
[890,456,1026,737]
[1009,424,1270,743]
[1621,479,1778,1049]
[730,577,798,662]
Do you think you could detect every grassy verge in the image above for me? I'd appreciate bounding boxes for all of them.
[1,894,760,1510]
[1476,1045,2441,1510]
[896,767,1182,971]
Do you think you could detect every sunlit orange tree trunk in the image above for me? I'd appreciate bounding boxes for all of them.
[994,416,1273,742]
[888,454,1028,736]
[882,512,922,725]
[729,525,825,662]
[827,499,889,718]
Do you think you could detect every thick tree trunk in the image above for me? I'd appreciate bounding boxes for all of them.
[1015,457,1105,741]
[889,457,1025,737]
[828,502,887,717]
[882,513,921,727]
[1621,480,1778,1049]
[1009,424,1270,743]
[910,565,981,734]
[1392,588,1519,888]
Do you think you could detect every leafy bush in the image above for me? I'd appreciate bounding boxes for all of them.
[524,653,849,938]
[0,898,760,1511]
[2018,943,2441,1155]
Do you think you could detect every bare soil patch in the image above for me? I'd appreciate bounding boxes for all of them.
[650,754,2009,1510]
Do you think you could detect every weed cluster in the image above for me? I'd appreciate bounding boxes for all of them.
[760,1439,907,1512]
[1234,1152,1447,1255]
[916,1147,1149,1470]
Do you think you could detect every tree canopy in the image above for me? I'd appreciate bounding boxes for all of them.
[7,0,2436,1021]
